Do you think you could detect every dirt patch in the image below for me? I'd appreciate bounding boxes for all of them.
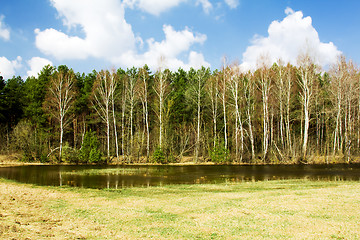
[0,181,106,239]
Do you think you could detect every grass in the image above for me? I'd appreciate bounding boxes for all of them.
[62,168,151,176]
[0,179,360,239]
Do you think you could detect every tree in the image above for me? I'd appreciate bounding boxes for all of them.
[138,66,151,161]
[205,71,220,149]
[257,55,272,160]
[220,58,229,150]
[186,67,210,162]
[22,65,54,160]
[153,66,170,150]
[330,56,359,161]
[243,72,256,160]
[297,53,318,160]
[227,64,244,162]
[126,67,138,161]
[45,67,76,161]
[79,130,102,163]
[92,70,117,160]
[1,76,24,128]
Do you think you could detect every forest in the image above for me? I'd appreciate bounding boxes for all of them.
[0,54,359,164]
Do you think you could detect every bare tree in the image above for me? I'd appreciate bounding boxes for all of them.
[46,69,76,161]
[110,70,119,161]
[284,64,293,155]
[243,71,256,160]
[257,55,272,160]
[220,58,229,150]
[126,68,138,161]
[206,72,220,149]
[186,67,210,162]
[138,66,151,161]
[342,59,357,161]
[153,64,170,150]
[92,70,117,160]
[297,53,318,160]
[274,59,286,149]
[227,65,244,162]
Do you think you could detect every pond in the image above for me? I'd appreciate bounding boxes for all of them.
[0,164,359,189]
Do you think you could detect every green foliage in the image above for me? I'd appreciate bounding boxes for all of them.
[11,120,35,161]
[152,147,166,164]
[209,143,230,163]
[61,142,79,163]
[0,76,24,127]
[23,65,54,127]
[79,130,102,163]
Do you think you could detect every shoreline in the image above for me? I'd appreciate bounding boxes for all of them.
[1,159,360,168]
[2,153,360,167]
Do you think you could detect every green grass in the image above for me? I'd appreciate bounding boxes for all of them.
[61,167,150,176]
[1,179,360,239]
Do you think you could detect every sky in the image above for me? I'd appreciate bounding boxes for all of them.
[0,0,360,80]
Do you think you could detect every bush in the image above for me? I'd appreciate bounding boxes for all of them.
[152,147,166,164]
[209,143,230,163]
[61,142,79,163]
[79,130,102,163]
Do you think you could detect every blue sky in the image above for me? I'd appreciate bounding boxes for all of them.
[0,0,359,79]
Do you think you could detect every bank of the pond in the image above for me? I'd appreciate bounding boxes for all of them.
[2,154,360,168]
[1,178,359,239]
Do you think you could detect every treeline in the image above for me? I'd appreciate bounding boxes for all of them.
[1,55,359,164]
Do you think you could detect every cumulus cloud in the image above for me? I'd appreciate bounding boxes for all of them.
[114,25,209,70]
[0,56,22,79]
[26,57,53,78]
[241,7,341,71]
[123,0,185,16]
[0,15,10,41]
[224,0,240,9]
[35,0,209,71]
[35,0,136,61]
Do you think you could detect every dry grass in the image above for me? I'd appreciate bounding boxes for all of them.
[1,178,360,239]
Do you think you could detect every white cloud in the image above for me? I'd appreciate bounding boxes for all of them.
[0,56,22,79]
[241,8,341,71]
[123,0,185,16]
[26,57,53,78]
[35,0,209,71]
[196,0,213,14]
[224,0,239,9]
[35,0,136,61]
[115,25,209,70]
[0,15,10,41]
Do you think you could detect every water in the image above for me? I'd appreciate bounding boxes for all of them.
[0,164,359,189]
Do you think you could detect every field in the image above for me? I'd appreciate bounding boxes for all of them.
[1,178,360,239]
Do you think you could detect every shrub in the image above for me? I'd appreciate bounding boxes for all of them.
[152,147,166,164]
[209,143,230,163]
[61,142,79,163]
[79,130,102,163]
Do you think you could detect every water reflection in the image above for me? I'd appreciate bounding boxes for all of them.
[0,164,359,189]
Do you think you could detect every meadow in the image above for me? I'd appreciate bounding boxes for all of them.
[1,178,359,239]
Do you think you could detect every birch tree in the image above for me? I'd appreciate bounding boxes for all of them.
[186,67,210,162]
[257,56,272,160]
[284,64,293,155]
[92,70,117,160]
[227,65,244,162]
[220,59,229,150]
[297,53,317,160]
[243,72,256,160]
[126,68,138,160]
[206,71,220,149]
[138,66,151,161]
[154,67,170,150]
[46,68,76,161]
